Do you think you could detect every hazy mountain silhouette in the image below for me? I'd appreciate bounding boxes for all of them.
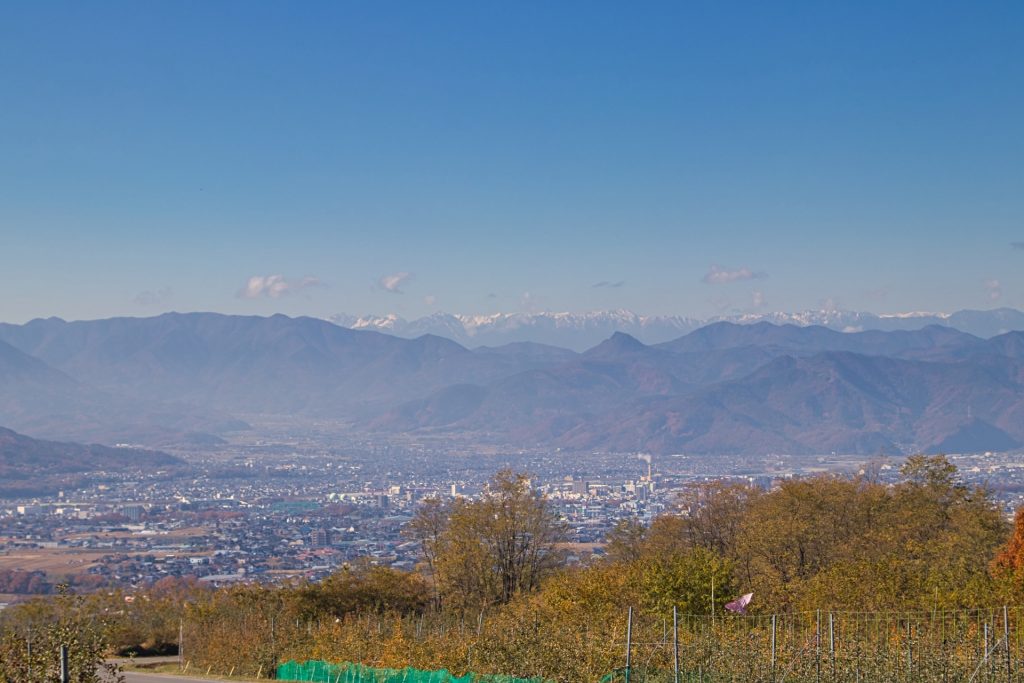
[376,327,1024,455]
[0,425,185,497]
[552,352,1024,455]
[0,336,240,444]
[3,313,1024,455]
[656,322,983,359]
[0,313,524,417]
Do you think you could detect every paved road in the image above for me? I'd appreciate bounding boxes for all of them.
[117,669,261,682]
[121,672,222,683]
[106,658,260,683]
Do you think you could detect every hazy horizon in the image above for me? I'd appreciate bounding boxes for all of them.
[2,303,1021,327]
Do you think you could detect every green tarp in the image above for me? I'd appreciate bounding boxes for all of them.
[275,660,549,683]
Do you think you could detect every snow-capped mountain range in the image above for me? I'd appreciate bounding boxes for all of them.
[330,308,1024,351]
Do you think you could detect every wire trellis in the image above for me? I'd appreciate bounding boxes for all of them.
[178,605,1024,682]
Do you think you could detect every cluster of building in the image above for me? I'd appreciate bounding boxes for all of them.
[2,424,1024,604]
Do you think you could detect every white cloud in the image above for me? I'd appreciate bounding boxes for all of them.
[819,297,840,310]
[238,274,322,299]
[521,291,545,312]
[985,279,1003,301]
[378,271,412,293]
[424,294,437,306]
[134,287,172,307]
[707,295,733,313]
[865,287,889,300]
[702,265,766,285]
[751,290,767,309]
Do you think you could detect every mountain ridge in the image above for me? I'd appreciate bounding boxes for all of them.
[330,307,1024,350]
[0,425,185,497]
[3,312,1024,456]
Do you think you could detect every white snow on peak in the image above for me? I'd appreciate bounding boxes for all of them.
[326,308,1023,351]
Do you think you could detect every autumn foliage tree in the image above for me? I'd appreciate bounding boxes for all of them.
[603,456,1006,611]
[293,563,431,618]
[995,507,1024,573]
[0,587,123,683]
[993,505,1024,601]
[409,469,567,610]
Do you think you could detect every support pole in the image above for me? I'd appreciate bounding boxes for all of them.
[816,610,821,683]
[907,620,912,678]
[711,576,716,629]
[829,612,835,680]
[625,606,633,683]
[1005,606,1012,683]
[771,614,777,679]
[673,606,680,683]
[59,644,69,683]
[270,614,277,676]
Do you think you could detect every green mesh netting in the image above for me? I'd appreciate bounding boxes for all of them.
[275,660,549,683]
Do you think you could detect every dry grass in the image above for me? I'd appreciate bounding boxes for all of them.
[0,549,109,574]
[0,546,202,579]
[123,660,260,680]
[62,525,211,542]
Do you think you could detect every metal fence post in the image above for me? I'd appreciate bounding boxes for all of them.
[771,614,777,679]
[271,613,277,676]
[1005,606,1012,683]
[816,610,822,683]
[829,612,835,680]
[907,619,913,678]
[59,644,69,683]
[673,606,680,683]
[625,606,633,683]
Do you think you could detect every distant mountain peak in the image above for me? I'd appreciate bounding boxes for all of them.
[585,331,649,357]
[329,308,1024,351]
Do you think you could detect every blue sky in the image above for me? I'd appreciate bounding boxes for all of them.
[1,1,1022,323]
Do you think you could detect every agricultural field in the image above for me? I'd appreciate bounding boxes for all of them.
[0,549,110,576]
